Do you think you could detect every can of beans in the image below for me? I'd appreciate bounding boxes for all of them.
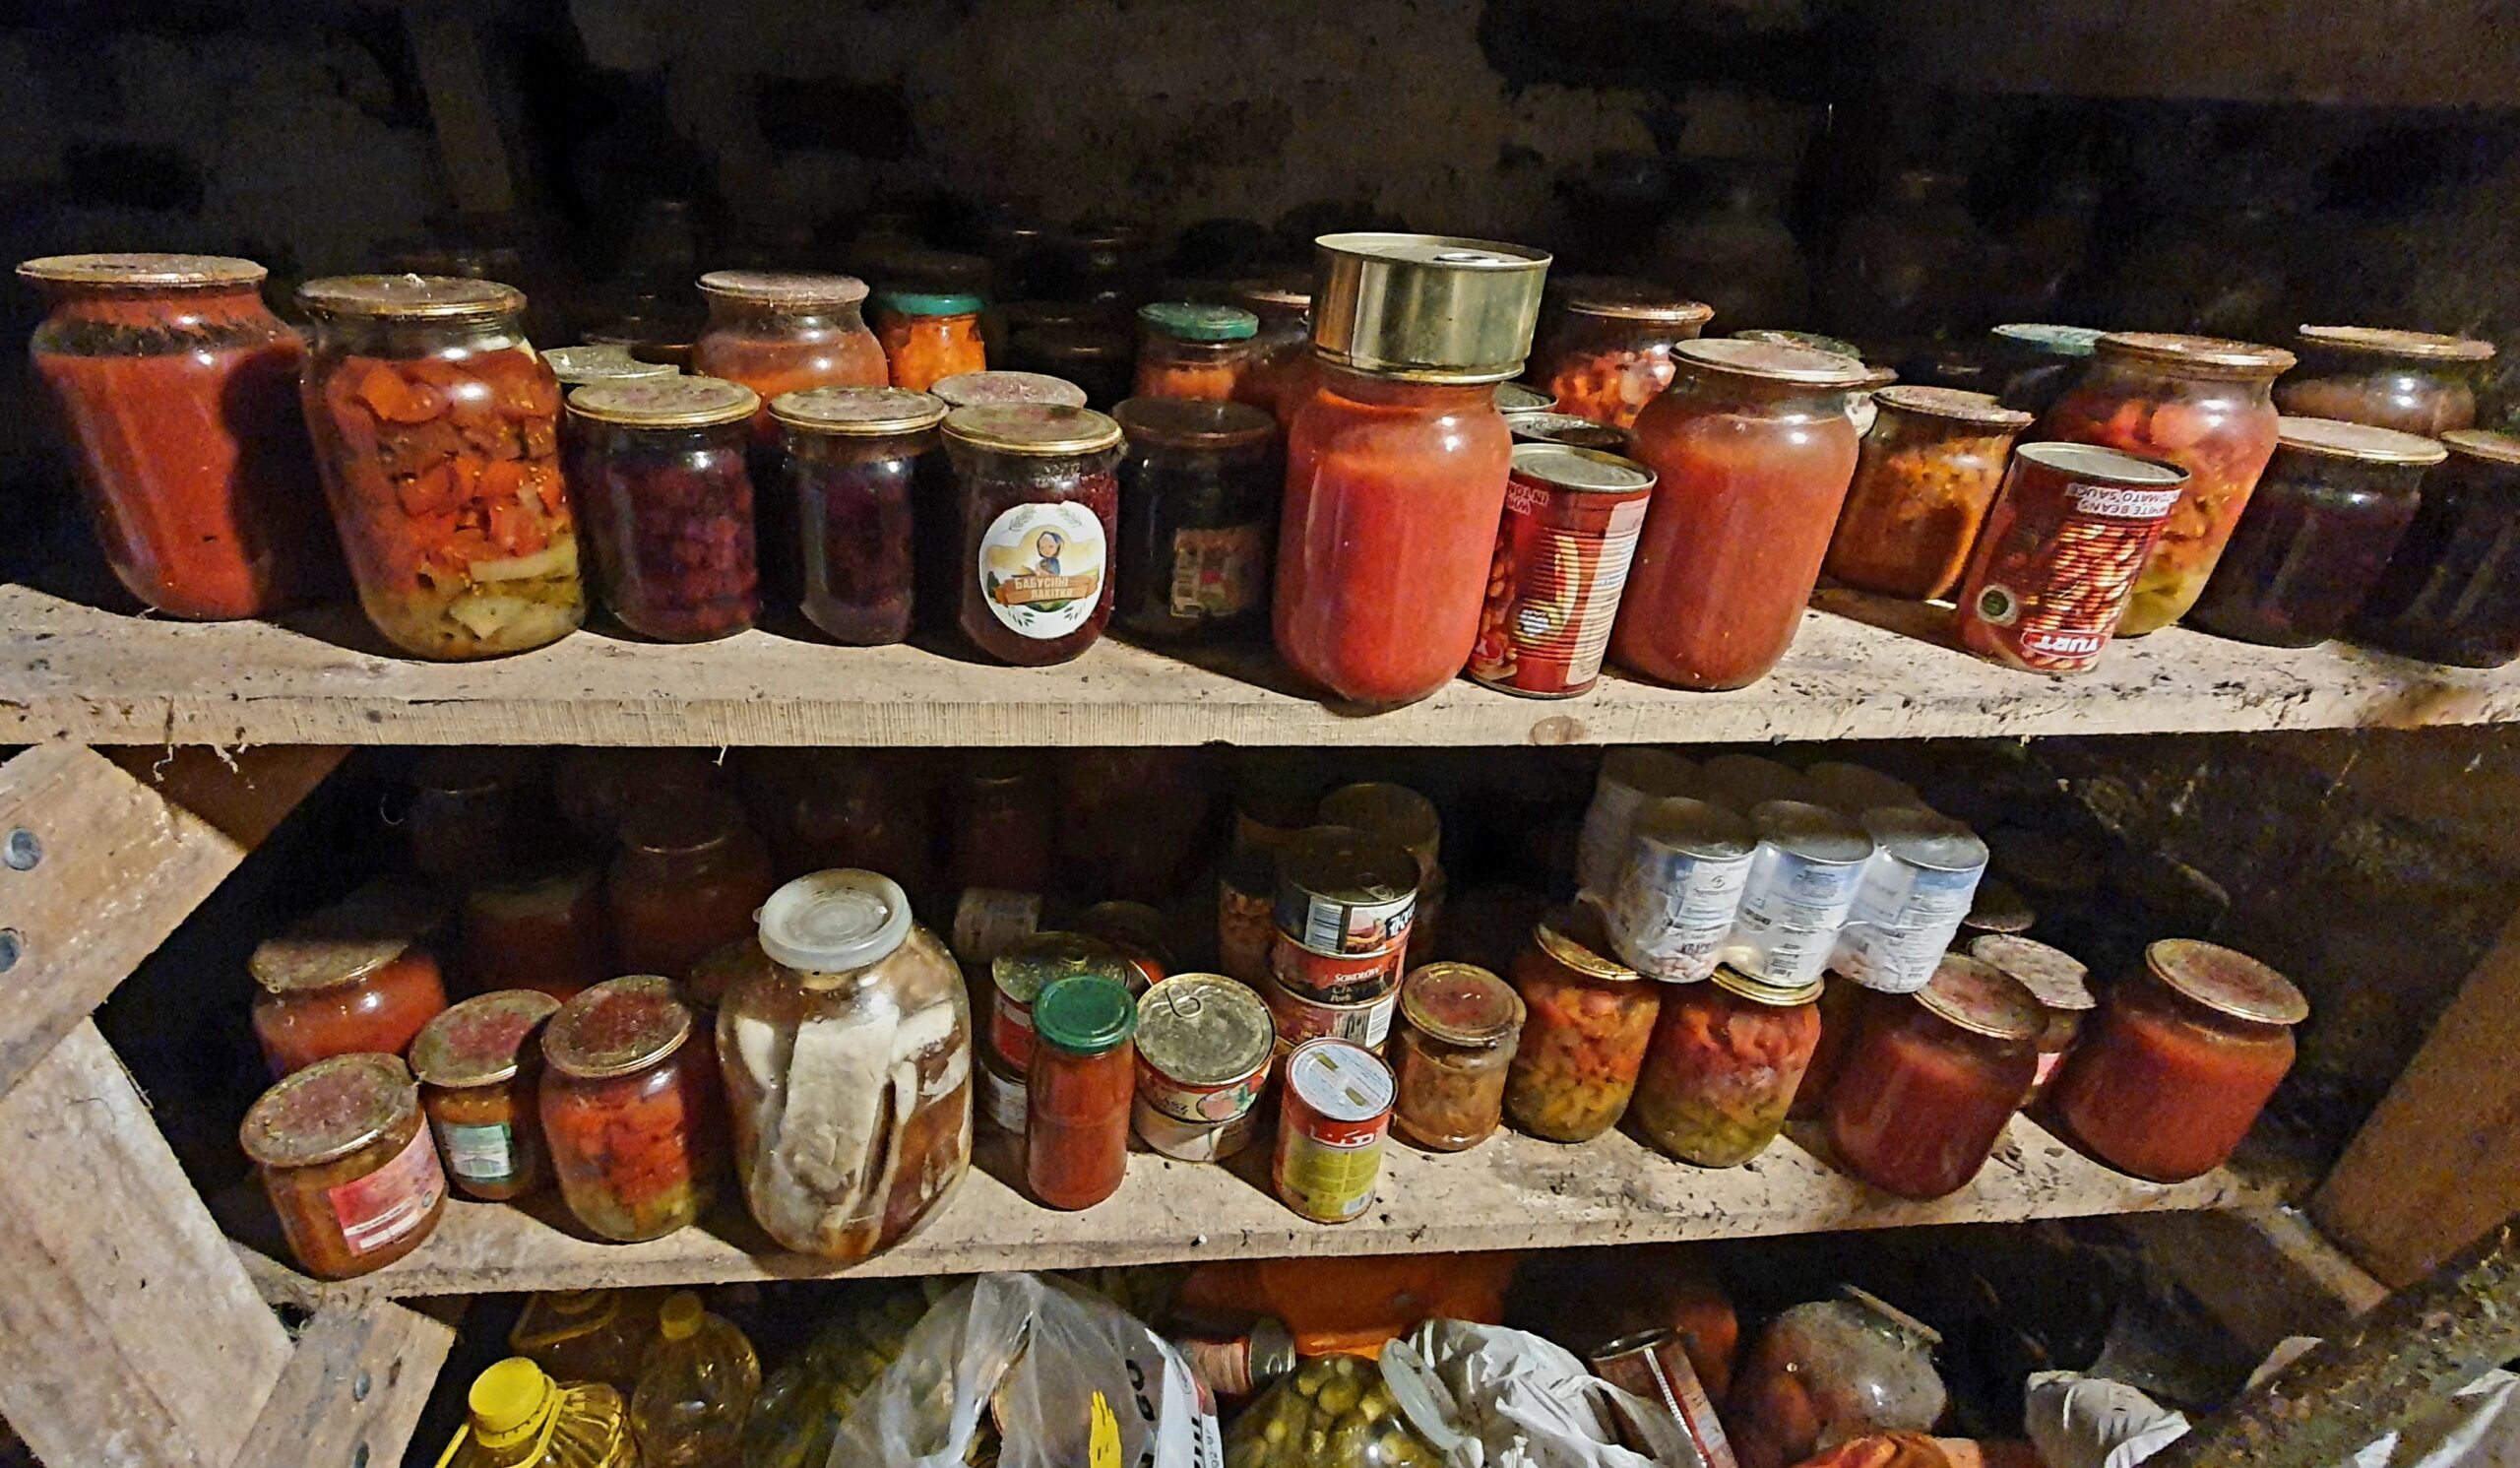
[989,931,1130,1072]
[1469,444,1658,698]
[1955,442,2190,673]
[1506,411,1631,452]
[1136,974,1275,1123]
[1833,808,1991,992]
[1133,1095,1262,1163]
[1268,929,1405,1005]
[1218,849,1278,988]
[1273,1038,1396,1224]
[1273,826,1418,957]
[1262,971,1400,1051]
[1606,796,1758,983]
[1738,800,1877,930]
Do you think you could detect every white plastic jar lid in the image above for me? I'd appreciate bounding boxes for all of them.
[757,868,913,973]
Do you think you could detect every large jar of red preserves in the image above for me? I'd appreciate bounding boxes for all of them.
[691,271,885,410]
[297,275,583,659]
[240,1053,448,1279]
[720,870,972,1257]
[2033,332,2293,635]
[20,252,336,618]
[1630,965,1821,1168]
[1613,340,1871,690]
[953,753,1054,895]
[540,976,726,1243]
[2188,417,2440,648]
[2275,326,2492,437]
[752,749,936,897]
[463,863,611,1000]
[410,989,560,1202]
[1027,973,1139,1210]
[1823,387,2033,601]
[1503,904,1659,1143]
[944,404,1125,666]
[1527,278,1715,431]
[1275,234,1550,706]
[250,914,451,1079]
[2353,430,2520,668]
[609,795,779,981]
[771,385,946,646]
[2047,939,2304,1182]
[1112,396,1282,642]
[567,375,761,641]
[410,746,548,883]
[1825,954,2040,1199]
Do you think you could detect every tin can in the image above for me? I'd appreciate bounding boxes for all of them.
[1218,849,1278,987]
[1262,971,1400,1051]
[1136,974,1275,1123]
[1317,783,1441,885]
[977,1046,1028,1133]
[1272,1038,1396,1224]
[1273,826,1418,957]
[1833,808,1991,992]
[1170,1316,1296,1399]
[1607,797,1757,982]
[989,930,1130,1072]
[1268,928,1406,1006]
[1954,441,2191,674]
[951,886,1041,966]
[1506,411,1630,452]
[1738,800,1876,930]
[1577,747,1702,897]
[1077,900,1173,990]
[1494,382,1558,415]
[1133,1095,1263,1162]
[1720,906,1842,988]
[1469,444,1659,698]
[1589,1329,1740,1468]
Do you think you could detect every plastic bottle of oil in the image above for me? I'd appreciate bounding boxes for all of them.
[509,1289,668,1390]
[435,1357,635,1468]
[629,1291,762,1467]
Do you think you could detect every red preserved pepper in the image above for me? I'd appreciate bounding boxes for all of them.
[540,976,726,1242]
[1026,974,1138,1211]
[565,375,762,642]
[1825,955,2039,1199]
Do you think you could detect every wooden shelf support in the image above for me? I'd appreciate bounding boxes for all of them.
[233,1301,457,1468]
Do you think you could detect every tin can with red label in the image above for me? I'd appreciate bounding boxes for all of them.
[989,930,1130,1071]
[1273,1038,1396,1224]
[1262,971,1399,1051]
[1954,442,2191,674]
[1469,443,1658,697]
[1268,929,1405,1005]
[1273,826,1418,958]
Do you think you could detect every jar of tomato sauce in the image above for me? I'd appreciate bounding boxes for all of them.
[1527,277,1715,431]
[944,404,1125,666]
[410,989,561,1201]
[2188,416,2441,648]
[1822,386,2034,602]
[758,749,937,897]
[608,795,779,981]
[567,375,763,642]
[691,271,886,411]
[250,918,451,1079]
[1135,303,1259,401]
[2047,938,2304,1182]
[875,290,986,393]
[1275,232,1551,707]
[1503,903,1659,1143]
[1229,274,1315,427]
[1027,973,1138,1210]
[2353,430,2520,668]
[464,863,612,1000]
[1612,340,1870,690]
[1630,965,1821,1168]
[953,753,1054,895]
[552,747,718,847]
[1825,953,2040,1199]
[19,252,337,618]
[2275,325,2492,437]
[771,385,947,646]
[240,1053,448,1279]
[540,976,726,1243]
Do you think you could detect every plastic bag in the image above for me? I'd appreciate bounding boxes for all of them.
[2025,1361,2520,1468]
[1378,1320,1678,1468]
[828,1272,1221,1468]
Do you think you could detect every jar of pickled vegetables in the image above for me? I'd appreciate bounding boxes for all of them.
[771,385,947,646]
[1225,1353,1435,1468]
[1527,278,1715,430]
[1825,954,2040,1199]
[874,290,986,394]
[567,375,762,641]
[411,989,561,1202]
[1630,965,1821,1168]
[2188,416,2440,648]
[945,404,1125,666]
[2048,939,2303,1182]
[2353,430,2520,667]
[1137,303,1260,401]
[2034,332,2293,635]
[410,746,546,883]
[240,1053,448,1278]
[1391,962,1523,1151]
[1113,396,1282,641]
[464,863,611,1000]
[1504,904,1659,1142]
[1028,973,1138,1210]
[1230,275,1315,426]
[609,795,779,981]
[1822,386,2033,601]
[296,275,584,658]
[2274,325,2493,437]
[1729,1288,1946,1468]
[691,271,886,410]
[541,976,726,1242]
[1614,340,1870,690]
[249,918,450,1079]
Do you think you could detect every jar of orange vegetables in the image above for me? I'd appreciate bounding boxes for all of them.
[539,976,726,1243]
[1527,278,1714,430]
[1503,904,1659,1142]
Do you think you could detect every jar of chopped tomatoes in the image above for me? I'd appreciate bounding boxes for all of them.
[566,375,762,641]
[691,271,886,412]
[240,1053,447,1279]
[1027,973,1139,1210]
[1503,904,1659,1142]
[608,795,779,981]
[540,976,726,1243]
[250,908,450,1079]
[1527,277,1715,431]
[463,863,612,1000]
[1630,965,1820,1167]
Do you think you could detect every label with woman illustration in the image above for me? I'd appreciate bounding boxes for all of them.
[978,501,1108,639]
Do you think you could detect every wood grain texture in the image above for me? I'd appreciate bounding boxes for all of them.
[2124,1207,2388,1359]
[232,1302,456,1468]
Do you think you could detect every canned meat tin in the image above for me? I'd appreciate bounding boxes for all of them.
[1268,928,1405,1005]
[1469,444,1658,698]
[1262,971,1400,1051]
[1133,1096,1261,1163]
[1273,1038,1397,1224]
[1607,797,1757,982]
[989,930,1130,1072]
[1136,974,1275,1123]
[1274,826,1418,957]
[1738,800,1876,929]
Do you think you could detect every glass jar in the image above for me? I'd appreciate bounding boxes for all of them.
[249,919,450,1079]
[609,795,779,980]
[1135,303,1259,401]
[1630,966,1821,1168]
[1968,934,2091,1103]
[1391,962,1524,1151]
[771,385,946,646]
[1728,1288,1947,1468]
[1651,162,1810,333]
[756,749,936,896]
[552,748,718,846]
[691,271,886,413]
[2353,430,2520,667]
[1229,275,1315,427]
[1503,905,1660,1142]
[953,753,1054,894]
[1788,974,1892,1121]
[1988,324,2107,416]
[1822,386,2034,601]
[19,252,336,618]
[2048,939,2303,1182]
[297,275,584,658]
[411,989,561,1201]
[1027,973,1138,1210]
[465,863,611,1000]
[1614,341,1869,689]
[944,404,1125,666]
[2274,326,2493,437]
[1010,325,1134,409]
[1528,278,1716,430]
[240,1053,448,1279]
[990,931,1131,1074]
[1059,220,1159,309]
[440,1358,637,1468]
[1825,954,2040,1199]
[410,746,547,882]
[721,871,973,1257]
[567,375,762,642]
[932,369,1088,410]
[1113,396,1282,641]
[1824,167,1984,341]
[874,290,986,394]
[2033,332,2293,635]
[541,976,726,1242]
[2188,416,2441,647]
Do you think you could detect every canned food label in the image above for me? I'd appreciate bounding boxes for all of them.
[326,1125,445,1255]
[980,1061,1028,1133]
[1848,856,1985,928]
[1739,845,1867,930]
[1218,890,1276,988]
[978,501,1106,639]
[1959,470,2182,673]
[1468,484,1650,696]
[438,1120,516,1184]
[990,993,1037,1072]
[1168,524,1268,619]
[952,887,1042,966]
[1721,908,1840,988]
[1275,1129,1387,1222]
[1277,889,1415,958]
[1267,982,1398,1050]
[1608,847,1753,982]
[1269,931,1405,1006]
[1830,920,1956,993]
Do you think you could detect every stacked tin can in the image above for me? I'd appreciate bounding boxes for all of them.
[1261,825,1421,1053]
[1832,809,1993,992]
[979,930,1135,1133]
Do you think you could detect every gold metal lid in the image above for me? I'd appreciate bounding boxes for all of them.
[1967,935,2093,1012]
[1231,274,1312,316]
[2093,332,2296,379]
[2274,416,2448,466]
[2444,429,2520,469]
[542,976,694,1080]
[1113,396,1277,450]
[2145,938,2307,1026]
[618,793,749,859]
[931,370,1089,410]
[1871,385,2034,429]
[542,344,678,386]
[992,930,1130,1005]
[1400,962,1524,1046]
[567,374,759,428]
[1507,412,1627,451]
[1511,442,1657,494]
[19,252,266,288]
[1915,954,2044,1041]
[1551,276,1716,326]
[1708,963,1823,1007]
[696,269,869,307]
[297,274,525,320]
[770,385,948,436]
[1534,901,1641,984]
[942,403,1124,456]
[1310,231,1552,384]
[250,886,430,995]
[2297,325,2494,362]
[239,1053,419,1169]
[1316,783,1442,864]
[1138,974,1275,1086]
[1674,338,1874,388]
[410,989,562,1089]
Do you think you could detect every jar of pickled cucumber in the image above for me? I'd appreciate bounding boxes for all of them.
[1223,1353,1436,1468]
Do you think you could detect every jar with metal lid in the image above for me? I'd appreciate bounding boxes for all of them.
[1134,974,1274,1160]
[1527,277,1716,430]
[931,369,1088,411]
[1577,747,1703,897]
[1009,324,1133,408]
[990,930,1133,1072]
[1968,934,2091,1102]
[1471,443,1659,699]
[296,275,583,658]
[1028,973,1138,1210]
[1957,877,2035,943]
[1506,411,1631,452]
[545,344,679,389]
[608,794,779,980]
[1135,303,1259,402]
[1228,274,1314,425]
[691,271,886,412]
[540,976,726,1242]
[410,745,547,881]
[2189,416,2442,647]
[1631,965,1821,1168]
[719,870,972,1258]
[1058,220,1159,309]
[1218,850,1279,988]
[1606,796,1756,984]
[465,862,611,1000]
[944,403,1125,666]
[250,912,451,1079]
[2034,332,2294,635]
[953,752,1054,893]
[874,289,986,394]
[1504,903,1658,1142]
[2048,939,2303,1182]
[1392,962,1525,1152]
[241,1053,448,1278]
[1825,954,2040,1198]
[1952,442,2191,674]
[19,252,337,618]
[1275,232,1551,707]
[1988,324,2106,416]
[567,375,762,641]
[1823,386,2034,601]
[771,385,947,646]
[411,989,561,1201]
[1614,341,1872,689]
[2353,430,2520,667]
[1112,396,1282,641]
[1729,1287,1947,1468]
[2275,325,2493,437]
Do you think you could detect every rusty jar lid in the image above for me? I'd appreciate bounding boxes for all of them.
[2444,429,2520,470]
[240,1053,421,1169]
[1680,338,1873,388]
[1231,274,1313,316]
[1317,783,1443,868]
[942,403,1124,456]
[1709,963,1823,1007]
[1962,876,2036,936]
[411,990,562,1089]
[251,896,425,995]
[20,252,268,289]
[1968,935,2093,1013]
[1915,953,2044,1041]
[696,269,869,308]
[2273,416,2448,466]
[298,274,525,321]
[993,930,1130,1006]
[1278,824,1420,911]
[2145,939,2308,1026]
[2297,325,2495,363]
[542,343,677,386]
[1138,974,1275,1087]
[1552,276,1716,327]
[1871,385,2034,430]
[1311,232,1553,384]
[1113,396,1277,450]
[1534,901,1642,984]
[542,976,695,1080]
[568,374,758,429]
[931,370,1089,409]
[2092,332,2296,380]
[1511,442,1658,495]
[1401,962,1525,1046]
[1732,328,1864,360]
[771,385,948,436]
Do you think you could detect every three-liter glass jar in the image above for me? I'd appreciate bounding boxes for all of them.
[1825,953,2041,1199]
[769,385,947,646]
[943,403,1126,667]
[566,375,762,642]
[2353,430,2520,667]
[1525,276,1715,430]
[1823,386,2034,602]
[2275,325,2493,436]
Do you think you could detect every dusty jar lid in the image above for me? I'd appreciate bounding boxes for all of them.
[2014,440,2189,487]
[1139,301,1260,342]
[1534,902,1642,984]
[568,374,759,429]
[1138,974,1275,1085]
[250,896,424,994]
[1284,1037,1396,1121]
[2273,416,2448,467]
[1317,783,1442,864]
[771,385,948,436]
[2443,429,2520,470]
[1871,385,2034,430]
[1553,276,1716,327]
[1750,799,1876,865]
[1401,962,1524,1046]
[1600,746,1702,801]
[993,930,1130,1005]
[931,370,1089,410]
[1506,412,1627,450]
[2093,332,2297,380]
[542,975,695,1080]
[19,252,267,289]
[1859,807,1989,874]
[411,989,562,1089]
[1032,973,1138,1055]
[1311,231,1552,384]
[1279,825,1420,912]
[696,269,870,307]
[1991,323,2107,358]
[943,402,1124,456]
[2297,325,2495,363]
[1113,396,1277,450]
[1732,328,1864,360]
[618,793,749,859]
[543,344,678,386]
[1512,442,1658,494]
[875,288,983,317]
[1968,934,2093,1012]
[757,868,914,976]
[1632,796,1756,862]
[297,274,525,320]
[1494,383,1559,414]
[2146,938,2308,1026]
[1676,338,1875,388]
[1709,963,1823,1007]
[1231,274,1313,316]
[1963,877,2036,935]
[1915,953,2044,1041]
[240,1053,420,1169]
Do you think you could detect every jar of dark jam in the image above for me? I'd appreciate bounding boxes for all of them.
[944,404,1125,667]
[2275,326,2493,437]
[2189,416,2441,648]
[565,375,761,641]
[2353,429,2520,667]
[769,385,946,646]
[1112,397,1281,642]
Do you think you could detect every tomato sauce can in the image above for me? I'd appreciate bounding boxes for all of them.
[1262,971,1400,1051]
[1136,974,1276,1123]
[989,930,1130,1072]
[1469,444,1658,697]
[1273,1038,1396,1224]
[1267,929,1405,1005]
[1273,826,1418,958]
[1218,849,1279,987]
[1954,441,2191,674]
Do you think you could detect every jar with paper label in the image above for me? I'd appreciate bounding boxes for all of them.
[1969,934,2091,1102]
[1826,955,2039,1198]
[1830,809,1988,994]
[2188,417,2440,648]
[2353,430,2520,668]
[1608,796,1756,983]
[541,977,727,1243]
[1528,277,1716,429]
[241,1053,448,1279]
[2274,325,2492,437]
[944,403,1124,666]
[770,386,946,646]
[1027,973,1139,1210]
[1823,386,2034,602]
[1113,396,1281,641]
[249,913,451,1079]
[610,795,779,981]
[1468,444,1659,698]
[1631,966,1821,1168]
[1723,801,1875,989]
[1504,904,1659,1142]
[1391,962,1524,1151]
[1577,747,1703,897]
[412,989,561,1201]
[719,870,972,1258]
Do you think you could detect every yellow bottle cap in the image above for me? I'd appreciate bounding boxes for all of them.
[469,1359,556,1447]
[658,1291,704,1342]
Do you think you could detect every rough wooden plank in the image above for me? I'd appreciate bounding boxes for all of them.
[232,1302,456,1468]
[2124,1207,2388,1359]
[403,5,517,216]
[0,1022,293,1468]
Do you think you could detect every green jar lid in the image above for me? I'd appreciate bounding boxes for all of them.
[1033,973,1138,1055]
[878,288,985,317]
[1139,302,1259,343]
[1992,323,2109,358]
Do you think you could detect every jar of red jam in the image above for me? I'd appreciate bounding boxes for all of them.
[1392,962,1524,1152]
[1822,386,2034,602]
[240,1053,448,1279]
[540,976,726,1242]
[2189,417,2441,649]
[944,404,1124,666]
[2047,939,2304,1182]
[691,271,886,412]
[1026,973,1138,1210]
[1112,396,1282,642]
[410,989,561,1201]
[1825,953,2040,1199]
[2275,325,2493,437]
[410,746,547,883]
[608,795,779,981]
[19,252,337,618]
[463,863,612,1000]
[250,915,451,1079]
[567,375,762,641]
[952,753,1054,894]
[875,290,986,393]
[1612,340,1869,690]
[1503,904,1659,1143]
[1228,275,1314,427]
[771,385,947,646]
[1136,303,1259,401]
[1527,277,1715,431]
[1630,965,1821,1168]
[2353,430,2520,668]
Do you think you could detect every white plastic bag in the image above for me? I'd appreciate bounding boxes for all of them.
[2026,1358,2520,1468]
[828,1271,1222,1468]
[1380,1319,1682,1468]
